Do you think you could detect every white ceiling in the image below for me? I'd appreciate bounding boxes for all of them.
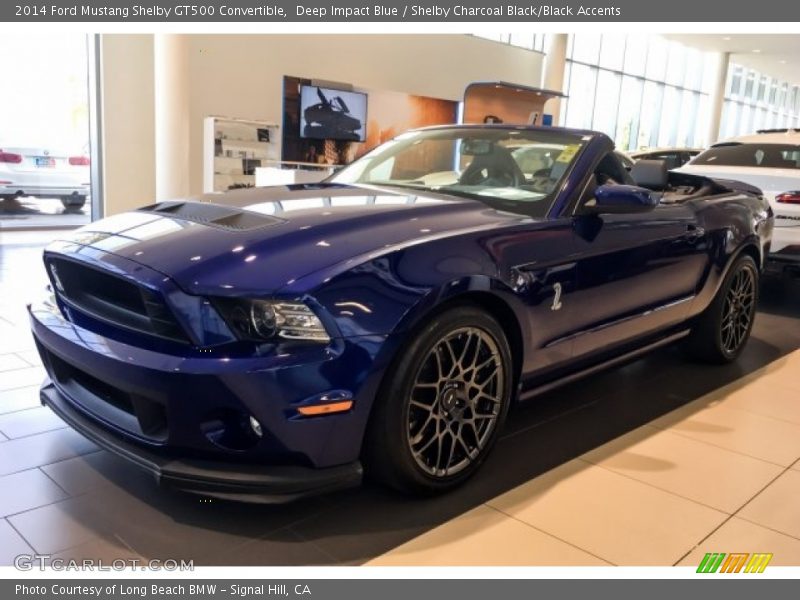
[663,34,800,84]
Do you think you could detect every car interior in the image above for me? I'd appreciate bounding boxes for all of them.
[458,144,527,188]
[403,143,725,210]
[629,158,717,203]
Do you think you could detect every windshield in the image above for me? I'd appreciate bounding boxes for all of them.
[692,143,800,169]
[330,127,589,216]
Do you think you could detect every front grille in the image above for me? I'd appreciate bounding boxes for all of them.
[46,256,189,343]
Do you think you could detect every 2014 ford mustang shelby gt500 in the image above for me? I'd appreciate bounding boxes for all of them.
[29,125,773,502]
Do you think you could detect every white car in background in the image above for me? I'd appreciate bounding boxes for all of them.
[0,144,90,209]
[677,130,800,275]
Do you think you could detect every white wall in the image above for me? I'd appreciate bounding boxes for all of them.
[100,34,543,211]
[186,35,543,195]
[100,35,155,215]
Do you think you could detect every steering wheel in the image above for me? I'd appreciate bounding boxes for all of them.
[459,147,526,188]
[529,168,556,193]
[463,165,524,188]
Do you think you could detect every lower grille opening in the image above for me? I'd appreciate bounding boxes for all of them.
[47,351,168,442]
[49,352,133,413]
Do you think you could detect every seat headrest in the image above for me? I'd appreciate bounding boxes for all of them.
[631,159,668,191]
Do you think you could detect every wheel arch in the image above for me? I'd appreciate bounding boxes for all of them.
[693,236,762,317]
[379,278,527,408]
[414,290,525,397]
[736,239,762,271]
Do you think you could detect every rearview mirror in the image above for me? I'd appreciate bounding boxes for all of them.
[584,184,658,214]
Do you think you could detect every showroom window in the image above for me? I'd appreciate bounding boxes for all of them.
[560,35,717,151]
[719,64,800,139]
[469,34,799,148]
[0,34,94,229]
[474,33,718,151]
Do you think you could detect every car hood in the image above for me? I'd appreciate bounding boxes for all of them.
[57,184,527,296]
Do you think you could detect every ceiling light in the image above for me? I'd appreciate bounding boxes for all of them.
[752,49,761,53]
[722,36,732,41]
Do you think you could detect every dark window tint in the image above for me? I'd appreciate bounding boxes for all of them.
[693,143,800,169]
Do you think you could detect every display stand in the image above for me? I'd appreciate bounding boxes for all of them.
[203,116,280,193]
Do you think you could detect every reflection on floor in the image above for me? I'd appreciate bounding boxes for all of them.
[0,197,89,229]
[368,350,800,566]
[1,229,799,567]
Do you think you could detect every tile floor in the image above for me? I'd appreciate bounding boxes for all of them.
[368,351,800,566]
[1,229,799,567]
[0,196,90,229]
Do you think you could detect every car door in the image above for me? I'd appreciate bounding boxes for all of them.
[485,219,579,378]
[567,155,708,358]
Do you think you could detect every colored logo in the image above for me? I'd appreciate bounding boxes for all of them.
[696,552,773,573]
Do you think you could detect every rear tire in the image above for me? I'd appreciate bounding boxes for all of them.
[60,195,87,209]
[684,254,759,364]
[364,306,513,495]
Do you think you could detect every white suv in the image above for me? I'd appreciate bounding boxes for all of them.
[678,130,800,275]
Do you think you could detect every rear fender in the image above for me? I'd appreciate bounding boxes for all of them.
[690,236,761,317]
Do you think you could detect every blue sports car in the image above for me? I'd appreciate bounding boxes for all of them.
[29,125,773,502]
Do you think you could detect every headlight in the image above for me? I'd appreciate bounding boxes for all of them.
[213,298,330,343]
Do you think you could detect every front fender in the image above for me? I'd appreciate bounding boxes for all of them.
[389,275,527,339]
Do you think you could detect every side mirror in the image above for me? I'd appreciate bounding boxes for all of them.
[583,184,658,214]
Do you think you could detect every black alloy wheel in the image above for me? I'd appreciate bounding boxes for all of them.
[720,265,757,356]
[406,326,505,478]
[364,306,513,495]
[685,254,759,363]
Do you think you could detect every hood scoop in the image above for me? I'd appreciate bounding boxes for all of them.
[138,201,283,232]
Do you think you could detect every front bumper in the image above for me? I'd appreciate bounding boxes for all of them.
[766,235,800,276]
[30,297,390,502]
[41,380,362,503]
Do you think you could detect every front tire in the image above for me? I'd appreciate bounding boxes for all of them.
[364,306,513,495]
[685,254,759,363]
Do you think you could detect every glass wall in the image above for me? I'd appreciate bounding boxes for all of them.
[473,33,724,151]
[719,64,800,140]
[472,34,800,149]
[0,34,92,229]
[561,35,717,151]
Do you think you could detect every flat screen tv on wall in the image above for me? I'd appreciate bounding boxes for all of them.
[299,85,368,142]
